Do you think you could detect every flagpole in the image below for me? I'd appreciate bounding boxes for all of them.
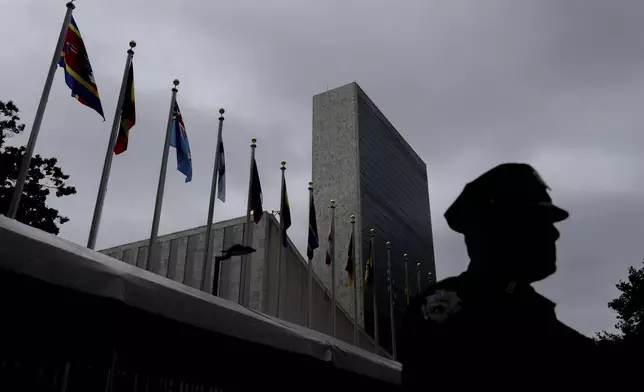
[330,199,336,337]
[306,181,314,328]
[6,1,76,219]
[386,241,397,360]
[370,229,379,354]
[86,41,136,249]
[416,262,421,295]
[403,253,409,306]
[146,79,180,269]
[276,161,287,318]
[351,214,358,345]
[239,138,257,306]
[202,108,226,292]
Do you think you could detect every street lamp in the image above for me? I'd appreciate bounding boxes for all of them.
[212,244,257,296]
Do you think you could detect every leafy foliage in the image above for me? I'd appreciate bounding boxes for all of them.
[0,100,76,235]
[596,260,644,345]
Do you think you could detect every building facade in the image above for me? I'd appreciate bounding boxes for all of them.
[100,212,379,352]
[312,82,435,355]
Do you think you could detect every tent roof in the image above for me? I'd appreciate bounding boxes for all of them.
[0,217,400,385]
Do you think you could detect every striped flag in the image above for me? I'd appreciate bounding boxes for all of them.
[58,16,104,119]
[113,62,135,155]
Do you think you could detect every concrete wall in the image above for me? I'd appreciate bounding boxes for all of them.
[312,82,364,329]
[100,212,383,354]
[102,217,242,302]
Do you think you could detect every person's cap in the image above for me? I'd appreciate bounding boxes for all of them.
[444,163,569,234]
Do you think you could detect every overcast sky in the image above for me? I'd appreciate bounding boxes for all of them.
[3,0,644,337]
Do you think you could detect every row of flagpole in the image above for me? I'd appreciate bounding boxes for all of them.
[9,0,267,300]
[304,192,432,360]
[5,1,436,359]
[3,1,232,262]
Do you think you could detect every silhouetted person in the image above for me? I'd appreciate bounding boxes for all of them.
[400,163,598,389]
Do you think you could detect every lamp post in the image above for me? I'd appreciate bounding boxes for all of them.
[212,244,257,297]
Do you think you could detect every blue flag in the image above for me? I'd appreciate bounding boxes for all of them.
[169,102,192,182]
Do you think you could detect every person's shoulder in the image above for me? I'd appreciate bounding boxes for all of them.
[405,275,465,324]
[554,318,597,347]
[400,276,466,374]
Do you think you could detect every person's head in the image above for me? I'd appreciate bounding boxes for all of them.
[444,163,568,283]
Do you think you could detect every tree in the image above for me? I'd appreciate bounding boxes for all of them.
[596,260,644,345]
[0,100,76,235]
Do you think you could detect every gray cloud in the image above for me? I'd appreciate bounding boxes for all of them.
[4,0,644,336]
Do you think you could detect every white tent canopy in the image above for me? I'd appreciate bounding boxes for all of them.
[0,216,400,385]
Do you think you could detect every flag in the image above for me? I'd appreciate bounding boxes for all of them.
[325,226,333,266]
[249,158,263,223]
[217,141,226,202]
[280,175,292,247]
[345,231,354,287]
[307,192,319,259]
[169,102,192,182]
[113,62,135,155]
[58,16,104,119]
[364,241,373,285]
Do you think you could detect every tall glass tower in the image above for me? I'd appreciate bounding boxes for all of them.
[312,82,435,355]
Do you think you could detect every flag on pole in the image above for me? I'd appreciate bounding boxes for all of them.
[307,192,319,259]
[169,102,192,182]
[249,158,263,223]
[113,62,135,155]
[58,16,104,119]
[280,175,292,247]
[216,141,226,201]
[345,231,354,287]
[364,241,373,285]
[325,226,333,266]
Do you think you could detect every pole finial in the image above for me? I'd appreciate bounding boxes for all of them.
[308,181,313,190]
[386,241,392,249]
[251,138,257,146]
[281,161,286,170]
[219,108,225,115]
[330,199,336,208]
[129,40,137,49]
[173,79,180,87]
[67,1,76,10]
[404,253,408,260]
[369,228,376,236]
[350,214,355,223]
